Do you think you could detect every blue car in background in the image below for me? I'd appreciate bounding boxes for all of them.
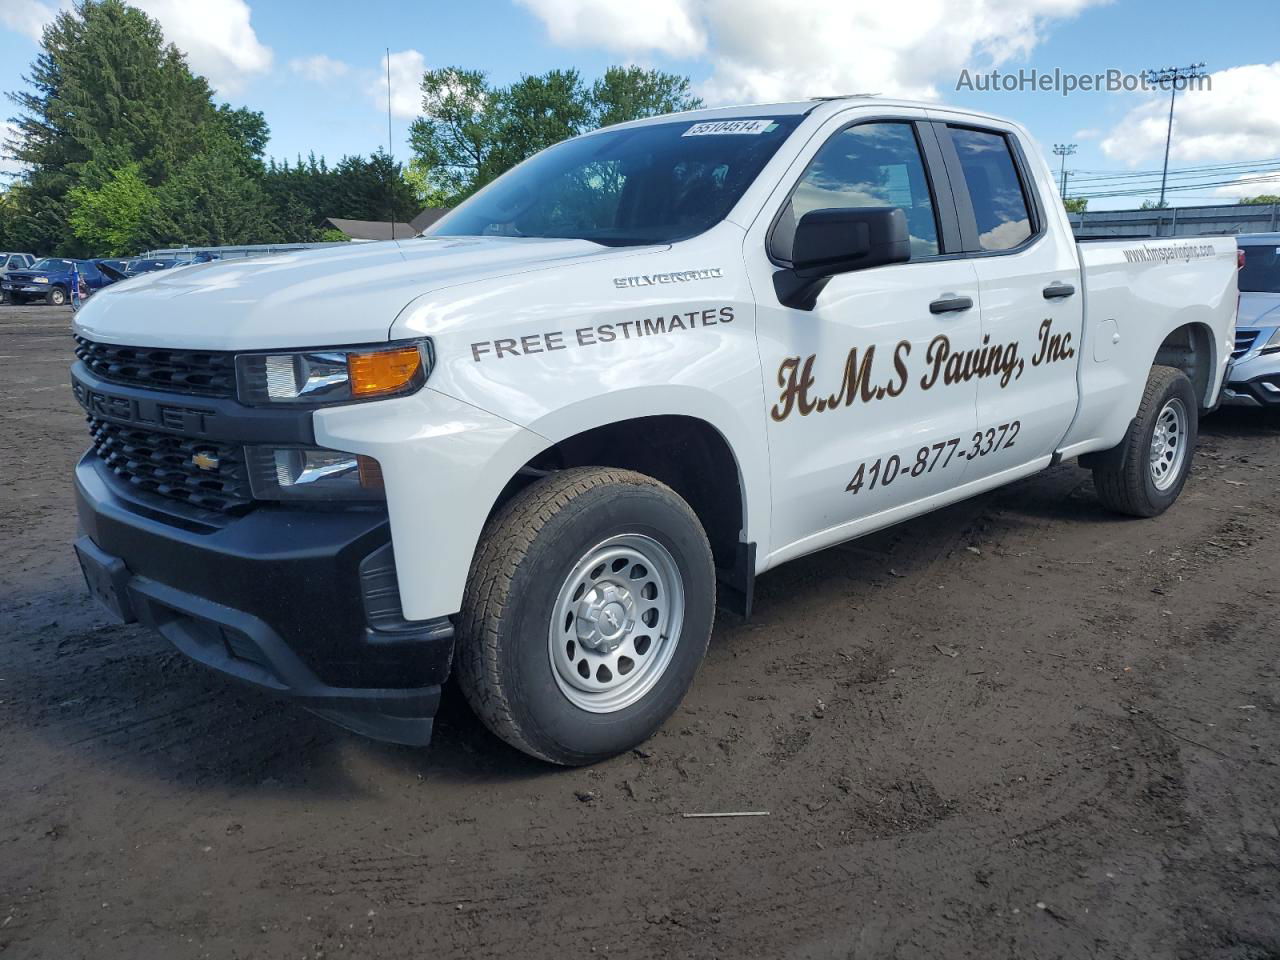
[1,257,114,306]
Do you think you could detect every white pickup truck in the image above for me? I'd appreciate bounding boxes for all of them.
[71,98,1238,764]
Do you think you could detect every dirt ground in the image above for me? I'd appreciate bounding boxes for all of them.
[1,302,1278,960]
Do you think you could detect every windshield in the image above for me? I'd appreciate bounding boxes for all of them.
[426,116,804,246]
[31,259,72,272]
[1239,243,1280,293]
[125,260,172,274]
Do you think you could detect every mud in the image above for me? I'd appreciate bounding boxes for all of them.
[2,304,1278,958]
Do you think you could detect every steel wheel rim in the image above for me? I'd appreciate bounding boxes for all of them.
[1149,397,1188,491]
[548,533,685,714]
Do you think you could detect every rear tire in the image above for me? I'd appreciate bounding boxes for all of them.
[455,467,716,765]
[1092,365,1197,517]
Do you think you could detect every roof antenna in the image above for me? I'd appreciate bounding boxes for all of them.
[386,46,395,241]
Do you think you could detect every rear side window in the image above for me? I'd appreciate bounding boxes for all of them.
[949,127,1034,251]
[1238,244,1280,293]
[773,121,940,262]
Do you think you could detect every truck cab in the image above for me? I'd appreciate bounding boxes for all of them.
[70,98,1238,764]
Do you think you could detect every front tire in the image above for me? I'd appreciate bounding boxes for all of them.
[46,285,67,306]
[455,467,716,765]
[1092,365,1198,517]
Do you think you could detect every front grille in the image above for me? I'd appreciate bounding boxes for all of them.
[75,336,237,398]
[1233,329,1259,360]
[87,416,253,513]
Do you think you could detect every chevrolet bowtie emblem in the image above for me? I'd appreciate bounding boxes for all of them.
[191,450,220,471]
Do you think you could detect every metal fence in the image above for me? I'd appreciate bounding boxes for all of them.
[1070,203,1280,239]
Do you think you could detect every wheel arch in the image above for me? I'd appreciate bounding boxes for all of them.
[496,406,758,578]
[1152,320,1219,411]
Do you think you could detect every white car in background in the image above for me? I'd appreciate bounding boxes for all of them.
[0,252,37,303]
[1222,233,1280,406]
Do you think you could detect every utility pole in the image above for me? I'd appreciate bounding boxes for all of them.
[1053,143,1077,199]
[387,47,395,240]
[1145,62,1208,208]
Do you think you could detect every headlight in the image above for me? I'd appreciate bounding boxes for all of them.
[33,276,49,284]
[246,446,385,501]
[1262,328,1280,355]
[236,339,432,406]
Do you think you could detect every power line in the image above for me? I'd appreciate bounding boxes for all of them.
[1072,156,1280,178]
[1068,158,1280,186]
[1072,172,1280,201]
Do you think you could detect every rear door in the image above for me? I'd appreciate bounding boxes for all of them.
[929,116,1084,475]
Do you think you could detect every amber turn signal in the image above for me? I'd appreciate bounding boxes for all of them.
[348,345,423,398]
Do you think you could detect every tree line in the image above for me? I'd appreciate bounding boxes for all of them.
[0,0,700,256]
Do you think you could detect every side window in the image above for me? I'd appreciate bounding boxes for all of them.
[772,121,939,262]
[949,127,1034,251]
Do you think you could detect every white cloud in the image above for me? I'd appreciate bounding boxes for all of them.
[1101,62,1280,167]
[514,0,705,59]
[517,0,1104,103]
[369,49,426,119]
[289,54,351,84]
[131,0,272,95]
[0,0,65,42]
[0,1,271,94]
[1073,128,1101,141]
[1213,170,1280,201]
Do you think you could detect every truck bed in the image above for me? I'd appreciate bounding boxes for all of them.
[1055,236,1239,460]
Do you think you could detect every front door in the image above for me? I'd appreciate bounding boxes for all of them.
[751,118,984,558]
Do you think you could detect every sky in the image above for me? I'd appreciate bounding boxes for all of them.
[1,0,1278,211]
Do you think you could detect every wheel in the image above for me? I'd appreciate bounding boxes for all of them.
[455,467,716,765]
[1092,365,1198,517]
[46,285,67,306]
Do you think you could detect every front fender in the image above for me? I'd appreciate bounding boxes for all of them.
[313,388,548,622]
[519,384,770,559]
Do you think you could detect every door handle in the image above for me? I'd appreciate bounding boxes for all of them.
[929,295,973,314]
[1043,282,1076,299]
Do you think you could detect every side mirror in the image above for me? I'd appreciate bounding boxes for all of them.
[775,206,912,310]
[792,206,911,277]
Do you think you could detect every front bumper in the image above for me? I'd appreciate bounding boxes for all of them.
[1223,328,1280,407]
[74,453,454,745]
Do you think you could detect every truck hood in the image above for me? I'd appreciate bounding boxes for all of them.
[1238,292,1280,328]
[74,237,657,349]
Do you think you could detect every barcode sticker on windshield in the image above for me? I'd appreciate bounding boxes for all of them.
[683,119,774,137]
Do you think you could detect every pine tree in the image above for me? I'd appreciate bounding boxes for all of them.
[6,0,273,254]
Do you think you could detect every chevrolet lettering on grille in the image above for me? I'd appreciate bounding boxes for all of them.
[72,377,214,435]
